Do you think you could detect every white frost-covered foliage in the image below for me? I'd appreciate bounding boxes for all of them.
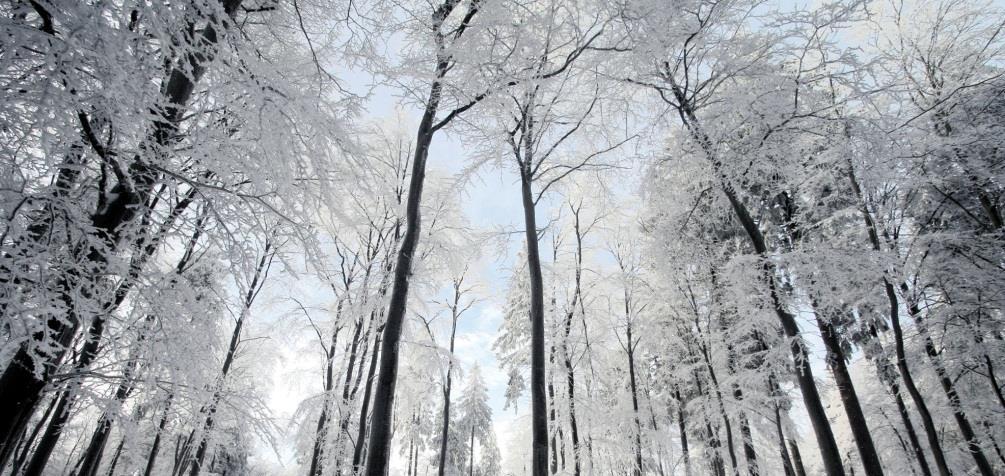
[3,0,1005,475]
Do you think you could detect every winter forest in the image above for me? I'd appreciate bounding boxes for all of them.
[2,0,1005,475]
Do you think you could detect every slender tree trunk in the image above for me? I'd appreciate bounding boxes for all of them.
[548,344,558,475]
[144,393,173,476]
[351,321,384,471]
[562,331,581,476]
[360,1,488,466]
[911,306,994,476]
[789,440,807,476]
[469,425,475,476]
[697,344,738,476]
[694,373,726,476]
[773,403,795,476]
[625,323,645,476]
[668,80,844,476]
[10,392,59,475]
[812,309,884,476]
[437,315,460,476]
[737,411,758,476]
[674,389,692,476]
[187,243,273,476]
[105,437,125,476]
[846,155,951,476]
[308,305,344,476]
[520,156,550,476]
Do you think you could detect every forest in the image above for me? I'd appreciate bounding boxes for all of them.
[1,0,1004,475]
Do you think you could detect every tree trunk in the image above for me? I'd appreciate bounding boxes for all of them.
[789,440,807,476]
[437,310,461,476]
[351,321,385,472]
[773,402,796,476]
[364,35,450,472]
[674,388,692,476]
[105,436,125,476]
[813,310,884,476]
[625,320,646,476]
[187,243,272,476]
[846,154,951,476]
[520,156,550,476]
[668,79,844,476]
[144,393,173,476]
[912,307,994,476]
[308,305,344,476]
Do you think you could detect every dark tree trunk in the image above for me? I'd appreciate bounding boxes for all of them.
[913,309,994,476]
[144,392,173,476]
[846,155,950,476]
[187,244,272,476]
[10,392,59,475]
[351,322,385,472]
[625,319,645,476]
[694,373,726,476]
[667,79,845,476]
[78,313,159,476]
[548,345,558,475]
[308,305,343,476]
[436,306,461,476]
[561,206,585,476]
[697,343,738,476]
[737,412,758,476]
[520,155,550,476]
[469,425,475,476]
[360,2,494,467]
[105,436,125,476]
[790,440,807,476]
[773,402,795,476]
[24,381,76,474]
[674,389,692,476]
[813,310,884,476]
